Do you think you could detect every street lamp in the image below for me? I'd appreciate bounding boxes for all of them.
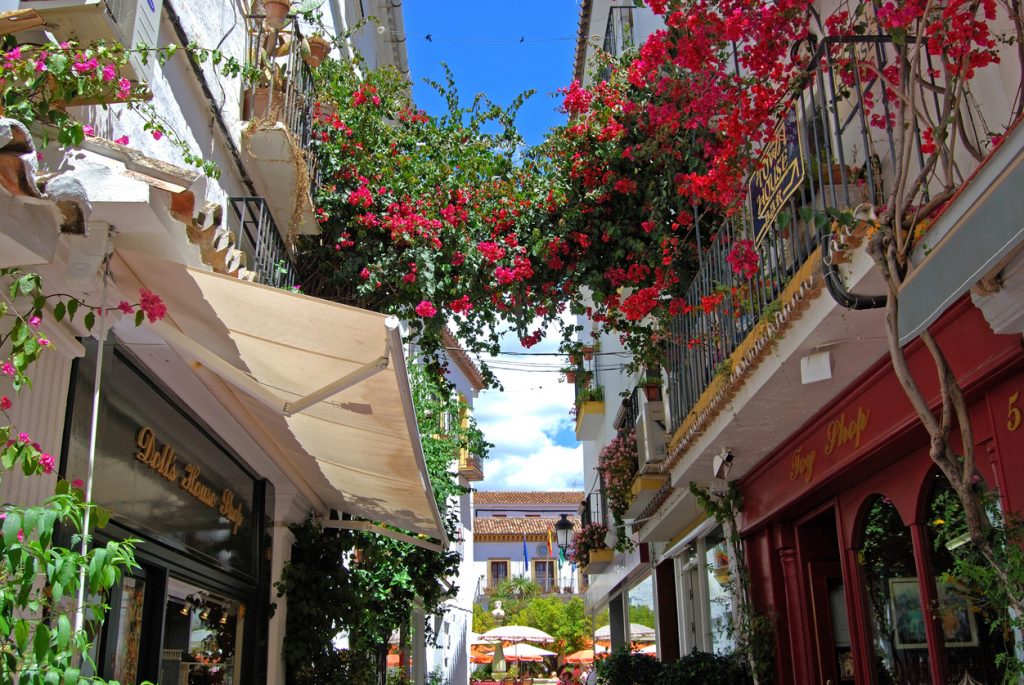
[555,513,574,559]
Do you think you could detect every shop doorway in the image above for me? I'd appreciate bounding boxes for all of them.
[799,508,854,685]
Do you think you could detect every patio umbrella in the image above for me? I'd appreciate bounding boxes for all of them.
[479,625,556,644]
[594,623,656,642]
[634,644,657,655]
[386,653,400,667]
[564,646,607,664]
[504,643,557,662]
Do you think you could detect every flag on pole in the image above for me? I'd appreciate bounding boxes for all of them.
[547,525,554,558]
[522,531,529,567]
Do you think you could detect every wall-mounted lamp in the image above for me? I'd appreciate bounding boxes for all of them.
[713,449,734,480]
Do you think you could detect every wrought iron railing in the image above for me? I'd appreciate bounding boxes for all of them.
[665,35,923,433]
[243,14,320,188]
[226,196,296,289]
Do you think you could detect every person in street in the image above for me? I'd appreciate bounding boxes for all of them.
[585,666,598,685]
[558,669,574,684]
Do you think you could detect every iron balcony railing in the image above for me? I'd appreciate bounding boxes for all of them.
[581,489,609,533]
[665,35,928,434]
[243,13,320,188]
[226,196,296,289]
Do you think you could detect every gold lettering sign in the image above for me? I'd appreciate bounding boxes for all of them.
[749,107,805,245]
[134,427,246,534]
[789,406,870,483]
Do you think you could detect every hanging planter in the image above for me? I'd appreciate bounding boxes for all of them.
[582,344,597,361]
[262,0,290,30]
[304,34,331,68]
[563,369,577,384]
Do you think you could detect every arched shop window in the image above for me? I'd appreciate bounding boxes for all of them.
[857,495,931,683]
[925,472,1013,683]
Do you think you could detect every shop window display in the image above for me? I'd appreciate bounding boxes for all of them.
[704,527,735,654]
[926,473,1013,683]
[857,496,930,684]
[162,579,243,685]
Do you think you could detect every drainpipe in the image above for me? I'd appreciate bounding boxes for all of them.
[384,0,409,79]
[330,0,362,79]
[819,233,887,310]
[164,0,258,196]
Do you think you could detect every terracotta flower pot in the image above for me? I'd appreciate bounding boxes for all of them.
[315,100,337,124]
[245,86,285,122]
[263,0,290,29]
[305,35,330,68]
[582,345,595,361]
[564,370,577,384]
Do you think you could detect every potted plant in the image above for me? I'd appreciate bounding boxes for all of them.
[561,364,579,384]
[582,342,599,361]
[640,367,662,401]
[262,0,291,29]
[304,33,331,68]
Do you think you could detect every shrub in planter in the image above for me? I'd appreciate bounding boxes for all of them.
[662,650,752,685]
[595,647,664,685]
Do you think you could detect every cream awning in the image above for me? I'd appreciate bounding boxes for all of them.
[111,249,446,545]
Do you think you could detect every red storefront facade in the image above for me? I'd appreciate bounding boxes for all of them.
[740,297,1024,685]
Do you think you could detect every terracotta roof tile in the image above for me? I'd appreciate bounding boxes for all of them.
[474,491,583,506]
[475,516,582,537]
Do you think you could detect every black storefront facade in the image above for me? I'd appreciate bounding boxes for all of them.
[61,338,273,685]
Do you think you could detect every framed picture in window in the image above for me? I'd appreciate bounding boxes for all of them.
[889,578,978,649]
[889,578,928,649]
[935,581,978,648]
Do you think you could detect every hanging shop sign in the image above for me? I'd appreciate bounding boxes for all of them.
[749,106,805,246]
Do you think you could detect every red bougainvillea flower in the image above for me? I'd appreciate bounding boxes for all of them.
[0,396,11,411]
[415,300,437,318]
[138,288,167,323]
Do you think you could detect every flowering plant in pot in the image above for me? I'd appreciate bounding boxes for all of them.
[569,521,609,566]
[596,432,638,552]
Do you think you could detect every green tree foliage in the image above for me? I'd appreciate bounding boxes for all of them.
[276,362,490,683]
[508,596,592,656]
[0,268,146,683]
[472,602,496,634]
[491,575,542,615]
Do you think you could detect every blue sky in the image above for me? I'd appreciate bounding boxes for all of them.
[404,2,584,491]
[404,1,579,147]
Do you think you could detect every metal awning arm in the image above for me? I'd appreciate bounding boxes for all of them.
[283,353,389,416]
[152,320,288,411]
[317,518,443,552]
[153,320,393,417]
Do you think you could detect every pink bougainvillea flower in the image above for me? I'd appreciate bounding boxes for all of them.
[72,479,84,488]
[102,63,116,82]
[38,453,55,474]
[117,300,134,315]
[152,129,164,141]
[138,288,167,323]
[1,361,14,377]
[415,300,437,318]
[16,530,24,543]
[114,135,130,145]
[18,432,30,444]
[28,315,41,329]
[0,396,11,411]
[82,125,95,136]
[38,338,50,347]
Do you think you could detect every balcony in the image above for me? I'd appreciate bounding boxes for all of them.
[241,12,320,238]
[458,451,484,482]
[573,368,605,440]
[664,35,925,437]
[225,196,297,289]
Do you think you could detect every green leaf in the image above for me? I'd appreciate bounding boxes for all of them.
[67,298,79,321]
[84,311,95,330]
[14,619,28,654]
[56,614,71,650]
[135,309,145,327]
[54,300,66,322]
[64,667,79,685]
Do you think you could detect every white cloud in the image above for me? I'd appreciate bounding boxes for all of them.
[471,314,583,491]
